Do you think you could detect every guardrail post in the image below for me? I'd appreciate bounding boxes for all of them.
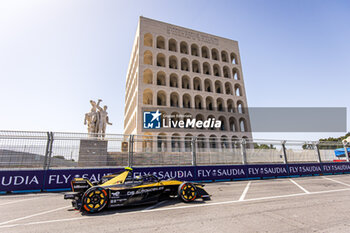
[46,132,54,170]
[128,135,134,167]
[191,136,197,166]
[314,142,322,163]
[343,142,349,162]
[281,140,288,164]
[241,139,247,165]
[43,132,51,170]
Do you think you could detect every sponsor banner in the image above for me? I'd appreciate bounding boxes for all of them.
[247,164,289,177]
[196,165,247,180]
[322,163,350,173]
[44,168,124,190]
[0,170,45,191]
[2,162,350,192]
[288,163,323,175]
[133,166,196,181]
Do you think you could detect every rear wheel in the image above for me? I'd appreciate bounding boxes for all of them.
[82,187,108,213]
[178,182,197,203]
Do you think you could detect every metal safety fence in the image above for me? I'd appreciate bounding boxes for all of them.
[0,130,349,169]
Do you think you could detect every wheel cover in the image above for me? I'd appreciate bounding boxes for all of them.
[83,187,108,212]
[180,183,197,201]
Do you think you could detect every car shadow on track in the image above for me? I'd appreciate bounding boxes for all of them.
[78,198,209,217]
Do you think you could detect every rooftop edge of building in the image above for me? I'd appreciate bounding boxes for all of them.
[139,16,239,45]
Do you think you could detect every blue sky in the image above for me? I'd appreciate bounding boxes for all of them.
[0,0,349,140]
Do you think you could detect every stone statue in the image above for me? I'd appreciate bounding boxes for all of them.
[96,99,112,139]
[84,99,112,139]
[84,99,101,137]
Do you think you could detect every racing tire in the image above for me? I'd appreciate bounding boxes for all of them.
[178,182,197,203]
[82,187,108,213]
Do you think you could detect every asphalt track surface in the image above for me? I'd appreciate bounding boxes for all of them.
[2,175,350,233]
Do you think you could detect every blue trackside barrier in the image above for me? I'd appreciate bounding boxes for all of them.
[2,162,350,193]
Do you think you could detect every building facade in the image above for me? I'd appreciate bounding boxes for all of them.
[124,17,252,151]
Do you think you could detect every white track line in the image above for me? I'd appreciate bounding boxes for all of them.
[2,187,350,229]
[289,179,310,194]
[239,181,251,201]
[0,205,71,226]
[322,176,350,187]
[0,197,40,207]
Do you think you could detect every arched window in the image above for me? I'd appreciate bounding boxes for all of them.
[211,48,219,61]
[171,112,180,128]
[184,115,193,129]
[143,69,153,84]
[225,82,233,95]
[203,62,211,75]
[171,133,180,151]
[204,79,212,92]
[197,134,206,150]
[170,92,179,107]
[239,118,248,132]
[193,77,201,91]
[196,114,205,129]
[183,94,191,108]
[156,53,166,67]
[144,51,153,65]
[192,60,200,73]
[237,101,245,114]
[180,41,188,54]
[156,71,166,86]
[201,46,210,59]
[157,91,166,106]
[215,80,223,94]
[144,33,153,47]
[156,36,165,49]
[184,133,193,151]
[143,89,153,105]
[221,51,229,63]
[181,75,190,89]
[194,95,203,109]
[157,133,167,152]
[181,58,189,71]
[229,117,237,132]
[168,39,177,52]
[206,96,214,110]
[217,98,224,112]
[169,73,178,88]
[209,135,217,149]
[223,66,230,78]
[230,52,238,64]
[218,116,227,131]
[169,56,178,69]
[235,84,242,96]
[207,115,215,130]
[221,136,229,149]
[191,44,199,56]
[227,99,235,113]
[232,68,240,80]
[232,136,240,149]
[213,64,221,77]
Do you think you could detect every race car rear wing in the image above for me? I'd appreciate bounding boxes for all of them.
[71,178,93,193]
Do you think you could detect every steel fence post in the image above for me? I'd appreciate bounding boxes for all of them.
[43,132,51,170]
[314,142,322,163]
[241,139,247,165]
[191,136,197,166]
[343,142,349,162]
[128,135,134,167]
[46,132,54,170]
[281,140,288,164]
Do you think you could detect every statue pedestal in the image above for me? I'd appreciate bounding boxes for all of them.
[78,139,108,167]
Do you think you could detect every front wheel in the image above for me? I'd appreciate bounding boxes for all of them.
[178,182,197,203]
[82,187,108,213]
